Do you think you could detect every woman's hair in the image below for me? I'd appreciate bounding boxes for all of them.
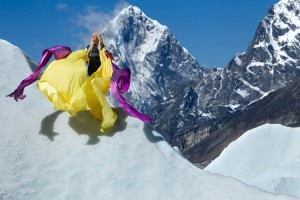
[88,32,105,53]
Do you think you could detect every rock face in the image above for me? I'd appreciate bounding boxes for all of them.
[184,77,300,168]
[172,0,300,167]
[102,6,210,117]
[102,0,300,167]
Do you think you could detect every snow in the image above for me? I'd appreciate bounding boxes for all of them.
[236,88,250,98]
[234,55,242,65]
[200,111,213,118]
[254,0,300,66]
[228,103,241,111]
[117,6,166,62]
[205,124,300,198]
[1,39,299,200]
[239,77,268,96]
[246,62,265,76]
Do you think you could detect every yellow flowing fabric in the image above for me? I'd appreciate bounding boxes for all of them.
[37,48,117,132]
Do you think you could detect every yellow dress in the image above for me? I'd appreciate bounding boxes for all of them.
[37,48,117,132]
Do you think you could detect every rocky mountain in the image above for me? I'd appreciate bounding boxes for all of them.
[103,0,300,165]
[168,0,300,167]
[185,76,300,167]
[102,6,210,115]
[101,0,300,167]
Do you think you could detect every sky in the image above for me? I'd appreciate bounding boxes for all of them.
[0,0,279,67]
[1,39,298,200]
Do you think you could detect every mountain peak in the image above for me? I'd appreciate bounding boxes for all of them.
[121,5,143,15]
[179,0,300,168]
[101,5,208,134]
[115,5,167,30]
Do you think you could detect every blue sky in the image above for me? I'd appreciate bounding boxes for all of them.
[0,0,278,67]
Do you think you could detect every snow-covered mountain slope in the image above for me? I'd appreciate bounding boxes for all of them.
[198,0,300,112]
[1,40,298,200]
[205,123,300,198]
[214,0,300,105]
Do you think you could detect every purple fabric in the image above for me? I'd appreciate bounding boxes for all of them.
[8,45,152,123]
[7,46,71,101]
[110,62,153,122]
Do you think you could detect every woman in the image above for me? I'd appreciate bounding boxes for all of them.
[86,32,105,76]
[8,32,152,132]
[37,33,118,131]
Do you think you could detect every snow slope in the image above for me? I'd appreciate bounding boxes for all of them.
[1,39,298,200]
[205,124,300,198]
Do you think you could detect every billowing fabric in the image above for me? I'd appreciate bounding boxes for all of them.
[7,46,72,101]
[37,50,88,116]
[110,62,152,122]
[7,45,152,132]
[37,48,117,131]
[84,48,118,131]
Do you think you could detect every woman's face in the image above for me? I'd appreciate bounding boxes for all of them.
[92,34,99,44]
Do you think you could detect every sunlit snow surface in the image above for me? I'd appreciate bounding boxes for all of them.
[1,40,298,200]
[205,124,300,198]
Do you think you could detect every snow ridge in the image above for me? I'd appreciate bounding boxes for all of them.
[1,39,297,200]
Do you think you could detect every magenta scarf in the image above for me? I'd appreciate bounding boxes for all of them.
[7,45,72,101]
[110,62,152,122]
[7,45,152,123]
